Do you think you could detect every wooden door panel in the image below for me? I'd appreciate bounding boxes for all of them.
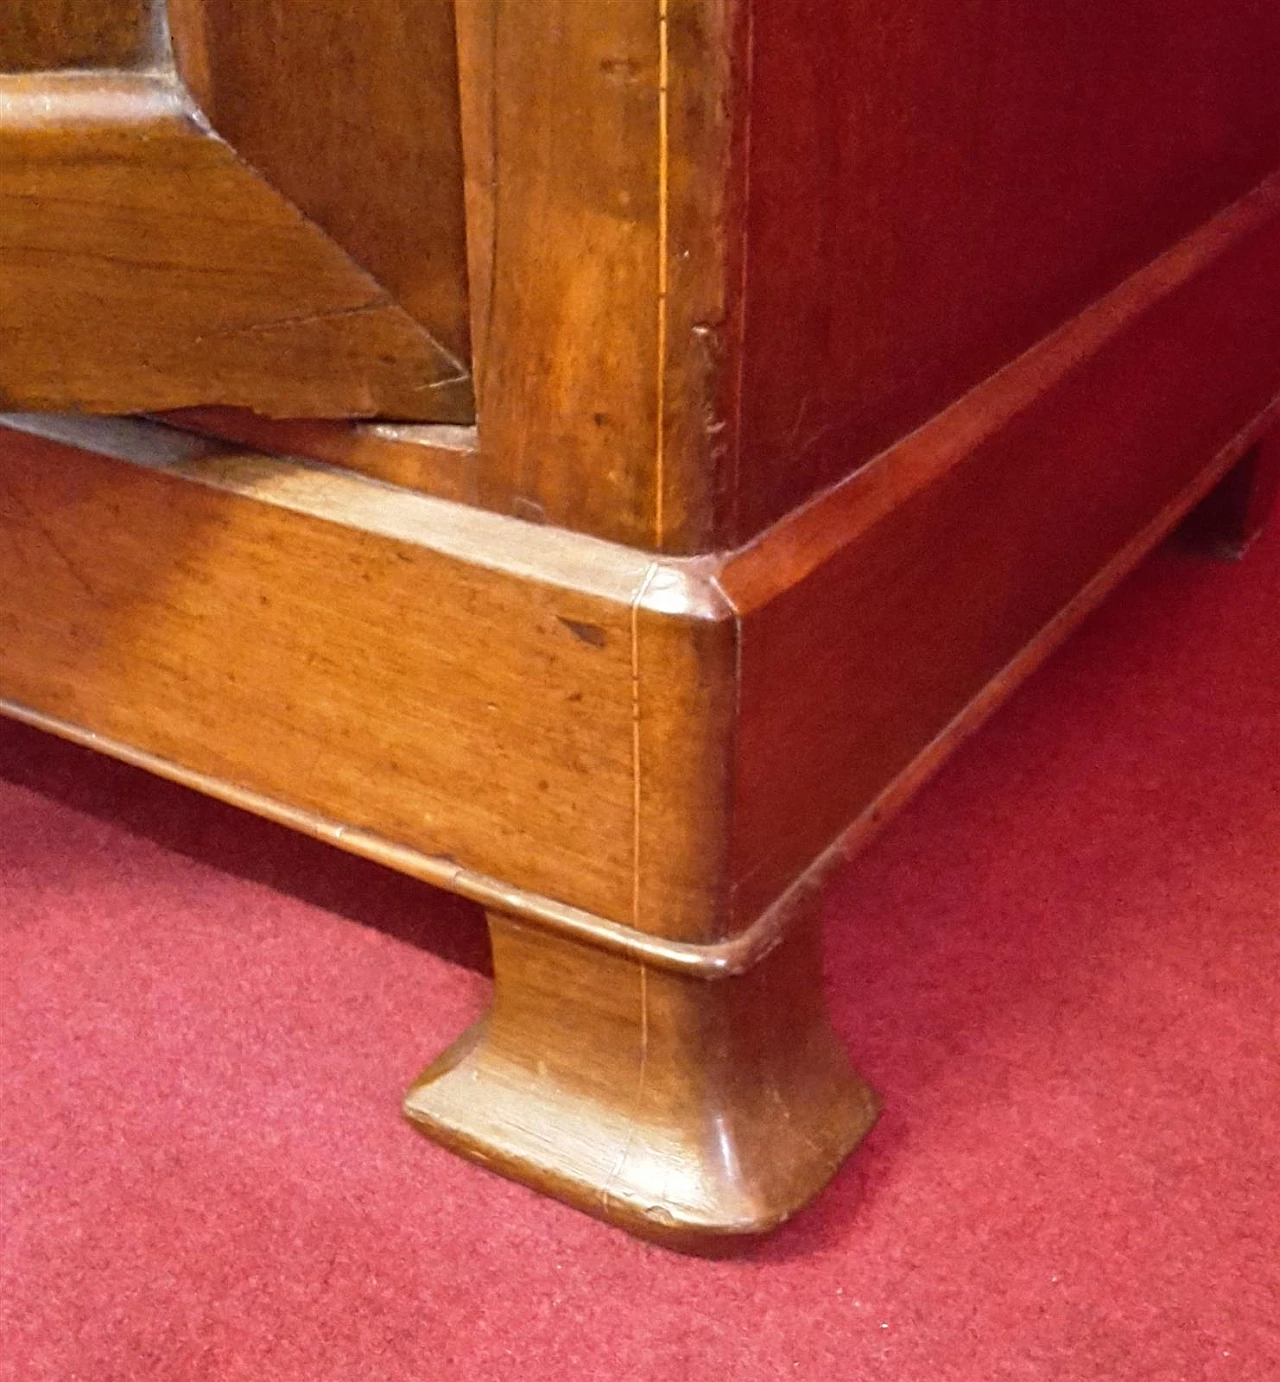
[170,0,472,365]
[0,2,472,422]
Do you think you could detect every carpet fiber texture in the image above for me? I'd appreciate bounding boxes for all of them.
[2,524,1277,1381]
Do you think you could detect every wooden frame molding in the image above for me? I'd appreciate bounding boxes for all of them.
[0,1,473,421]
[0,693,795,982]
[0,414,736,943]
[450,0,746,552]
[157,408,483,506]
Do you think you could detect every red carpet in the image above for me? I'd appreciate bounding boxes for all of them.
[2,522,1278,1381]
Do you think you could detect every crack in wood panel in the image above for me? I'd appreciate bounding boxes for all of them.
[0,72,471,419]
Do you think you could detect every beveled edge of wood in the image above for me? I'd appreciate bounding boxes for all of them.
[717,168,1280,608]
[0,695,788,981]
[0,413,726,615]
[154,409,482,504]
[0,72,474,421]
[0,69,194,129]
[748,392,1280,921]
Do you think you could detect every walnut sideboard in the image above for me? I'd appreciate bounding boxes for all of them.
[1,1,1278,1248]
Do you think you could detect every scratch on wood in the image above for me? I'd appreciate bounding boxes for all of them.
[692,322,730,469]
[556,615,607,648]
[600,957,650,1215]
[194,296,396,340]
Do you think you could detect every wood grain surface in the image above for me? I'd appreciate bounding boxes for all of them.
[1,3,472,421]
[720,174,1280,924]
[170,0,472,367]
[459,0,742,551]
[729,0,1280,541]
[0,75,469,418]
[0,0,155,71]
[158,408,482,504]
[0,418,733,940]
[4,172,1277,945]
[6,0,1280,1250]
[405,903,878,1244]
[448,0,1280,553]
[5,170,1279,942]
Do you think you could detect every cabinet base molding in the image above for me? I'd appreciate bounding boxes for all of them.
[2,173,1278,1244]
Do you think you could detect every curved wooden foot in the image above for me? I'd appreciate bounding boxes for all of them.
[404,904,878,1249]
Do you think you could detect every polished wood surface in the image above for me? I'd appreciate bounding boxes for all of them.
[4,0,1279,1245]
[456,0,740,550]
[720,175,1280,924]
[0,4,471,420]
[443,0,1280,552]
[1,0,154,70]
[170,0,472,366]
[4,154,1278,1228]
[0,416,734,941]
[729,0,1280,540]
[405,903,878,1247]
[158,407,481,505]
[3,395,1275,1239]
[6,0,1278,539]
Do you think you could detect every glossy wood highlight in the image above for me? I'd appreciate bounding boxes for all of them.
[158,408,481,504]
[405,904,878,1246]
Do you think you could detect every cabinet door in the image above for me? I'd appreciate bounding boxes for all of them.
[0,0,472,421]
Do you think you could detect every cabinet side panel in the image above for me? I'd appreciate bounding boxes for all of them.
[734,0,1280,539]
[722,178,1280,923]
